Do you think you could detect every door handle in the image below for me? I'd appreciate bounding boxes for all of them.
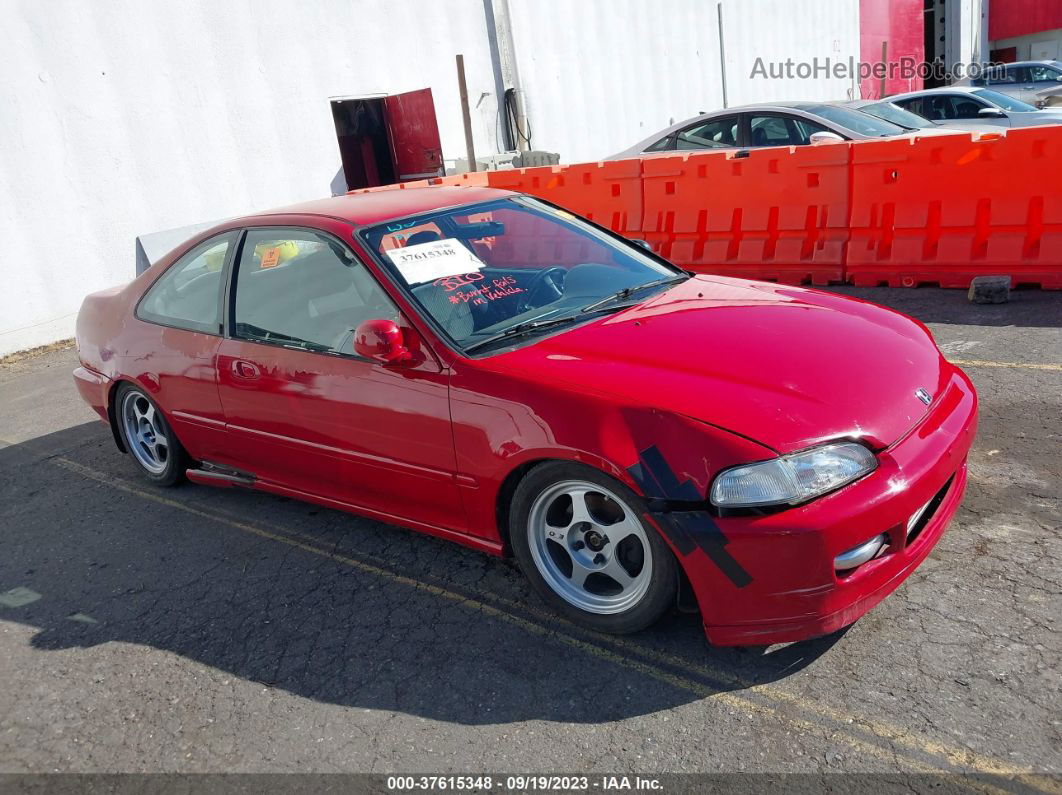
[231,360,261,380]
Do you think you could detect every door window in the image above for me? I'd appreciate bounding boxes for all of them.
[985,66,1018,84]
[643,135,675,152]
[899,95,985,120]
[1027,65,1062,83]
[748,114,830,146]
[231,229,400,356]
[674,117,740,149]
[137,234,232,334]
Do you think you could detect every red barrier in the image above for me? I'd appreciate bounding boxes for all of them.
[484,159,643,237]
[351,129,1061,290]
[848,127,1062,289]
[640,145,850,285]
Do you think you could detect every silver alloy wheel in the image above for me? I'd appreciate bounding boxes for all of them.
[121,390,169,475]
[527,479,653,614]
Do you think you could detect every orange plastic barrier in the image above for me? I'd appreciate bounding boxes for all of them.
[639,145,850,285]
[484,159,643,237]
[352,129,1061,290]
[848,127,1062,289]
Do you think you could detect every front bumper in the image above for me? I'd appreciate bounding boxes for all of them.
[673,367,978,646]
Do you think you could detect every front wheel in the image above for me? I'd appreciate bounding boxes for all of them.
[510,462,678,634]
[115,384,190,486]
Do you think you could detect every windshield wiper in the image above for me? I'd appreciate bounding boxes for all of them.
[463,314,589,354]
[579,274,688,315]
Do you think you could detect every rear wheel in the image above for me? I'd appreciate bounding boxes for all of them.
[511,462,678,634]
[115,384,189,486]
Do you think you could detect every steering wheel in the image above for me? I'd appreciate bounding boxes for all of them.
[517,267,566,313]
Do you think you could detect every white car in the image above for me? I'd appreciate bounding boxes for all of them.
[888,86,1062,129]
[961,61,1062,108]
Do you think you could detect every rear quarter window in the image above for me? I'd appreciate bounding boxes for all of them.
[136,234,233,334]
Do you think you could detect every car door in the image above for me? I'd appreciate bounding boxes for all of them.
[950,94,1013,127]
[213,224,467,534]
[1025,64,1062,105]
[898,95,1009,128]
[1006,67,1038,104]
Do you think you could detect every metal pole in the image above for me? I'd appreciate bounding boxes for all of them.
[494,0,529,152]
[717,2,728,108]
[456,54,477,172]
[880,40,888,98]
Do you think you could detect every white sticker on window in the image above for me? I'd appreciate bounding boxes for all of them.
[385,238,485,285]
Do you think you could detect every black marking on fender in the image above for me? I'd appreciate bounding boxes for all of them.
[628,445,752,588]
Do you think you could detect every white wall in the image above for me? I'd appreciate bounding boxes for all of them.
[0,0,503,356]
[1,0,863,356]
[508,0,861,162]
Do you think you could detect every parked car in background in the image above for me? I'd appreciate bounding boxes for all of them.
[888,86,1062,129]
[961,60,1062,107]
[606,102,951,159]
[72,186,977,646]
[841,99,997,133]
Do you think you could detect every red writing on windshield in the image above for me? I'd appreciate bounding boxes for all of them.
[443,275,526,305]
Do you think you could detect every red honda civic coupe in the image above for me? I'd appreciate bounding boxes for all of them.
[73,186,977,645]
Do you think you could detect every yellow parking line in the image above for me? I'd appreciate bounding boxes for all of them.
[173,497,1034,779]
[49,456,1038,776]
[951,359,1062,372]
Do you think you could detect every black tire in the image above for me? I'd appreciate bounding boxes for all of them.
[510,461,678,634]
[113,383,191,486]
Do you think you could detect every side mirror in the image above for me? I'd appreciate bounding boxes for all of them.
[808,131,845,145]
[978,107,1006,118]
[354,318,413,366]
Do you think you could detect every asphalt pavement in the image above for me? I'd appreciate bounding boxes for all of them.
[0,287,1059,778]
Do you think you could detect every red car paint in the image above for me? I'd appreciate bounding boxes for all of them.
[73,187,977,645]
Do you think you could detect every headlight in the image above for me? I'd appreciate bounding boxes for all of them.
[710,442,877,508]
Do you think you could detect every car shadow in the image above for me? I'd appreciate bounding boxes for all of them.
[820,285,1062,328]
[0,422,846,725]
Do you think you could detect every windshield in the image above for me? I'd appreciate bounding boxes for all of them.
[801,104,908,136]
[360,197,685,353]
[972,89,1038,112]
[859,101,935,129]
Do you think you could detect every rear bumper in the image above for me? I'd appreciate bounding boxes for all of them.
[73,365,111,423]
[682,367,978,646]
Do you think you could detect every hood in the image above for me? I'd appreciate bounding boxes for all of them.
[484,276,949,454]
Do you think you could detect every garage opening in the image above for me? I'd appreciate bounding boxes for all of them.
[330,89,444,192]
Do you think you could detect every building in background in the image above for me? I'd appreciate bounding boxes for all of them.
[0,0,1006,356]
[988,0,1062,61]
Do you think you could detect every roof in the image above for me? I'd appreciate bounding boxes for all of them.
[887,86,985,99]
[245,185,514,227]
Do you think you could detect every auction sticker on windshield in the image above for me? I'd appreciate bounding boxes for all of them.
[385,238,486,285]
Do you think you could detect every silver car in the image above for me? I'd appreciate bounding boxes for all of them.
[841,99,998,133]
[888,86,1062,129]
[962,61,1062,107]
[606,102,943,160]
